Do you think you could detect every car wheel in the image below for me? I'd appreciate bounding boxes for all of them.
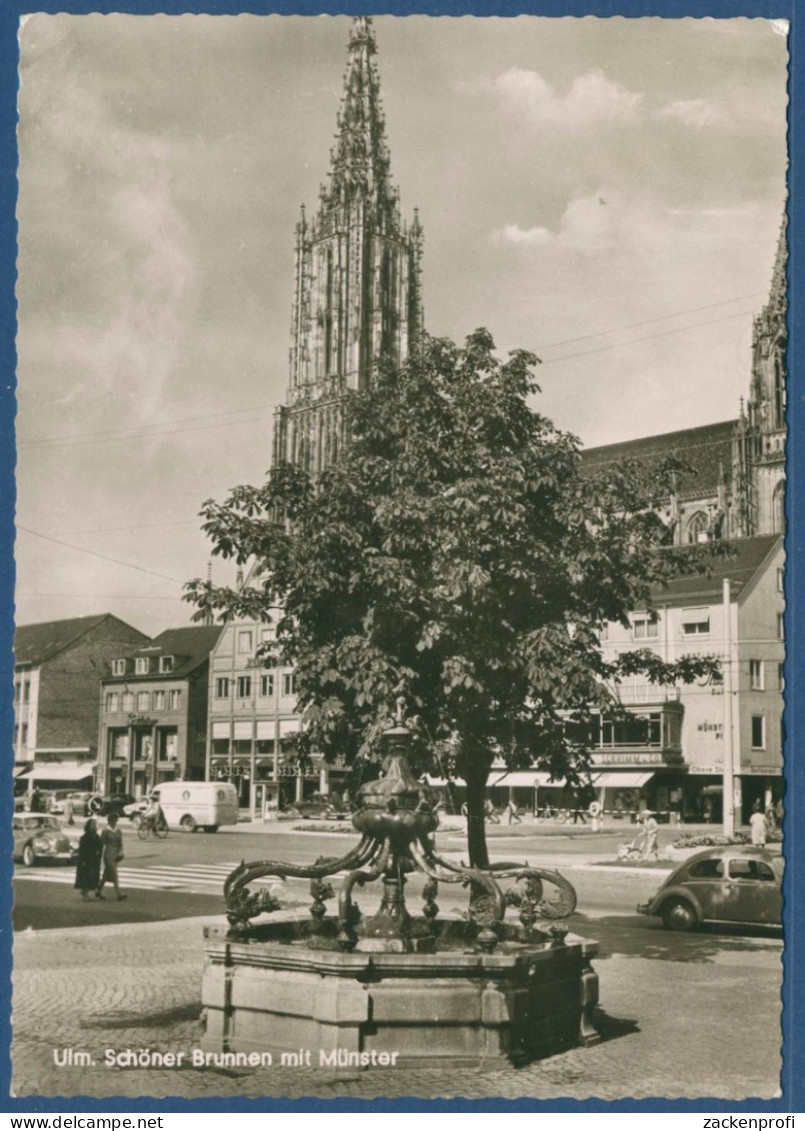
[180,815,197,833]
[22,844,36,867]
[662,898,698,932]
[203,825,218,834]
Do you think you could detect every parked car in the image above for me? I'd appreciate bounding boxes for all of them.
[638,846,783,931]
[288,793,352,820]
[13,813,81,867]
[88,793,137,819]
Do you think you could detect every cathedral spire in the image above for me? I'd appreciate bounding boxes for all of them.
[274,18,425,476]
[324,16,393,212]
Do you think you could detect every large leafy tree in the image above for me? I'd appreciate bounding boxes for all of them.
[187,330,723,866]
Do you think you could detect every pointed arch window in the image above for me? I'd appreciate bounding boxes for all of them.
[772,481,785,533]
[686,511,710,544]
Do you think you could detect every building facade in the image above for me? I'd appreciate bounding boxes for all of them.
[13,614,148,797]
[98,625,222,798]
[592,535,784,823]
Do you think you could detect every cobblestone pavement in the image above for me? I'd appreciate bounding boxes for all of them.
[11,913,783,1103]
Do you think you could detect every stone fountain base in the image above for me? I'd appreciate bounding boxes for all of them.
[201,917,600,1068]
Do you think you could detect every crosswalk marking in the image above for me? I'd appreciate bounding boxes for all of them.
[13,861,288,893]
[13,860,347,894]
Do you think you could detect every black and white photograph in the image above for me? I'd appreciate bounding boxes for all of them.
[10,11,790,1104]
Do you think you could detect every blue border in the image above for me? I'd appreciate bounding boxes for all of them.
[1,0,799,1114]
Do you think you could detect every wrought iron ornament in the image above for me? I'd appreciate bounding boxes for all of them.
[224,710,577,953]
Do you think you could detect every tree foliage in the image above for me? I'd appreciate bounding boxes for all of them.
[187,330,727,864]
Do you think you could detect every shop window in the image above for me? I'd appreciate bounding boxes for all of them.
[237,676,252,698]
[682,608,710,636]
[749,660,764,691]
[211,738,229,756]
[751,715,765,750]
[260,673,275,697]
[632,615,658,640]
[216,678,230,699]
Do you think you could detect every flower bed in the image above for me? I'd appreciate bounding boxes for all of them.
[672,829,782,849]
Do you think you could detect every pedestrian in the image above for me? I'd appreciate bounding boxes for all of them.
[775,798,784,825]
[703,797,713,824]
[641,811,660,860]
[749,800,767,847]
[96,813,127,900]
[74,818,103,901]
[63,795,75,827]
[30,787,43,813]
[506,798,521,825]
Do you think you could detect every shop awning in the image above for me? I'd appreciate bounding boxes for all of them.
[17,763,96,782]
[593,771,654,789]
[490,772,563,789]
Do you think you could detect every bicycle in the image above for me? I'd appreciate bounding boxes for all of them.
[137,814,168,840]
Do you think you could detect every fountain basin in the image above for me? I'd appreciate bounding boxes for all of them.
[201,915,600,1068]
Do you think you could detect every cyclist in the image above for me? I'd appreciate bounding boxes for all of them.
[141,796,166,836]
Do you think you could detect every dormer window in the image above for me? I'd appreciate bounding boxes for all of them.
[111,659,126,676]
[159,656,174,673]
[135,657,150,675]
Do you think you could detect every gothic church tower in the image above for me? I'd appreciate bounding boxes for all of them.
[272,17,424,474]
[732,214,787,536]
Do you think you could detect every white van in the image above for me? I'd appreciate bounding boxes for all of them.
[149,781,238,833]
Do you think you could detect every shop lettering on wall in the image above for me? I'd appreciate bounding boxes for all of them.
[127,715,157,727]
[592,752,671,766]
[697,722,723,739]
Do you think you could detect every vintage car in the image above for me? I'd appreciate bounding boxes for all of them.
[13,813,81,867]
[638,846,783,931]
[288,793,353,820]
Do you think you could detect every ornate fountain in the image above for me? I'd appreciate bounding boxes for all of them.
[202,707,600,1067]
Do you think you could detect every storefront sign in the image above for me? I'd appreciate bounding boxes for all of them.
[591,752,681,767]
[127,715,157,727]
[696,722,723,738]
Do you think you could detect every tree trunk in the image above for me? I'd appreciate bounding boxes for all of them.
[464,763,490,869]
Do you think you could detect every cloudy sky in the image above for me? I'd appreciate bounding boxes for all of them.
[15,14,788,636]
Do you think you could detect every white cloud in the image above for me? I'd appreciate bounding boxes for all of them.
[490,66,643,129]
[659,98,724,129]
[491,223,552,248]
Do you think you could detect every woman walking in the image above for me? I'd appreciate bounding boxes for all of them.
[96,813,126,900]
[74,818,103,901]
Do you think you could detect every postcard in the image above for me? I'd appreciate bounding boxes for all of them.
[6,7,797,1112]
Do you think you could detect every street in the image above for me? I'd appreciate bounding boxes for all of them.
[10,820,783,1101]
